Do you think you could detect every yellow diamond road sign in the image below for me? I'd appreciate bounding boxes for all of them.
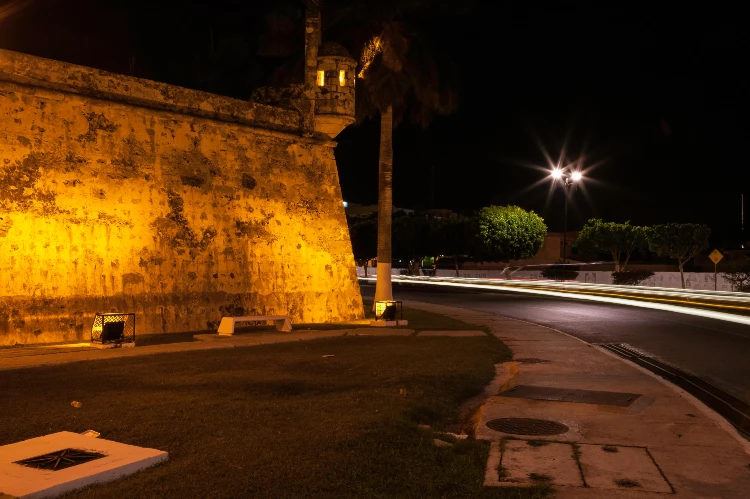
[709,249,723,264]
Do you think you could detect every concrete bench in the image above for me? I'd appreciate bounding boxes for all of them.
[217,315,293,335]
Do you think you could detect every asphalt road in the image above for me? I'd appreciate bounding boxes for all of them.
[361,283,750,405]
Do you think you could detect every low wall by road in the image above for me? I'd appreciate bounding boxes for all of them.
[355,267,736,292]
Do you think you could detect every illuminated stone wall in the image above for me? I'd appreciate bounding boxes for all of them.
[0,49,363,345]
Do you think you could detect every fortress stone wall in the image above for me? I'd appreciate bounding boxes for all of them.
[0,48,363,345]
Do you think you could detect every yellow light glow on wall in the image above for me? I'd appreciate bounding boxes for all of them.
[339,70,346,86]
[317,70,325,86]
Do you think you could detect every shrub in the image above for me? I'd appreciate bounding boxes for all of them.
[721,264,750,292]
[541,263,579,281]
[611,270,655,286]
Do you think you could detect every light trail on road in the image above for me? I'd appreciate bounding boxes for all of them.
[360,276,750,326]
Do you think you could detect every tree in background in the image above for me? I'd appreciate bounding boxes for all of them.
[576,219,646,271]
[432,215,476,277]
[477,205,547,262]
[348,217,377,277]
[721,263,750,292]
[646,223,711,289]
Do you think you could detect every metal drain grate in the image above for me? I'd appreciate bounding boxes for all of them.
[14,448,106,471]
[486,418,569,436]
[500,385,641,407]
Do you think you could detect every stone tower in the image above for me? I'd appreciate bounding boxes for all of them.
[314,42,356,138]
[258,5,356,138]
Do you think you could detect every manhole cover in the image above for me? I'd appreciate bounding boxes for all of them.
[14,448,106,471]
[486,418,569,436]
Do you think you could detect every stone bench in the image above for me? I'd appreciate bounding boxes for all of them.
[217,315,293,335]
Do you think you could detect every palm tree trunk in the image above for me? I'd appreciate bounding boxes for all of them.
[374,105,394,307]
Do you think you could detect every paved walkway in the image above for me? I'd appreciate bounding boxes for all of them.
[402,299,750,498]
[0,328,423,371]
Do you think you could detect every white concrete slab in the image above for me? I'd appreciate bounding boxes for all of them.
[0,431,167,498]
[493,439,583,487]
[578,444,672,493]
[217,315,292,335]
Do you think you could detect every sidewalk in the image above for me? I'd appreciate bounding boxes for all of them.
[403,299,750,498]
[0,328,411,371]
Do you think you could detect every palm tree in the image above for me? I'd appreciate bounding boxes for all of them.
[248,1,459,305]
[327,3,459,305]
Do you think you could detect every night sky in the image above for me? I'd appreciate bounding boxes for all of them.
[1,0,748,246]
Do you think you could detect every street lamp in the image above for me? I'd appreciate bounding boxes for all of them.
[550,167,583,263]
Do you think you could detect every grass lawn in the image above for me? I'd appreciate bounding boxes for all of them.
[0,335,548,498]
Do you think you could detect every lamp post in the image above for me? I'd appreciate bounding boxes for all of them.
[550,168,582,264]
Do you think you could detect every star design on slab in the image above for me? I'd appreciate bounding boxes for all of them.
[15,448,106,471]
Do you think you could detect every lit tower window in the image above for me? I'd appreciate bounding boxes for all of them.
[317,70,325,86]
[339,70,346,86]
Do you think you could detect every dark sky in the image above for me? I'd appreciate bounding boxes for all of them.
[1,0,748,246]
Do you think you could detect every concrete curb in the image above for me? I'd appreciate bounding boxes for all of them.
[478,310,750,456]
[457,362,518,437]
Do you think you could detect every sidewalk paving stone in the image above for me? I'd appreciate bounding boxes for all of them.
[497,439,583,487]
[347,328,414,336]
[577,444,672,493]
[417,330,486,336]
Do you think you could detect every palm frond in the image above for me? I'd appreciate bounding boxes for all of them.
[380,22,410,72]
[361,53,410,113]
[330,0,460,128]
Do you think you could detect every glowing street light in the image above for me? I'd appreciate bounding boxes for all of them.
[549,166,584,264]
